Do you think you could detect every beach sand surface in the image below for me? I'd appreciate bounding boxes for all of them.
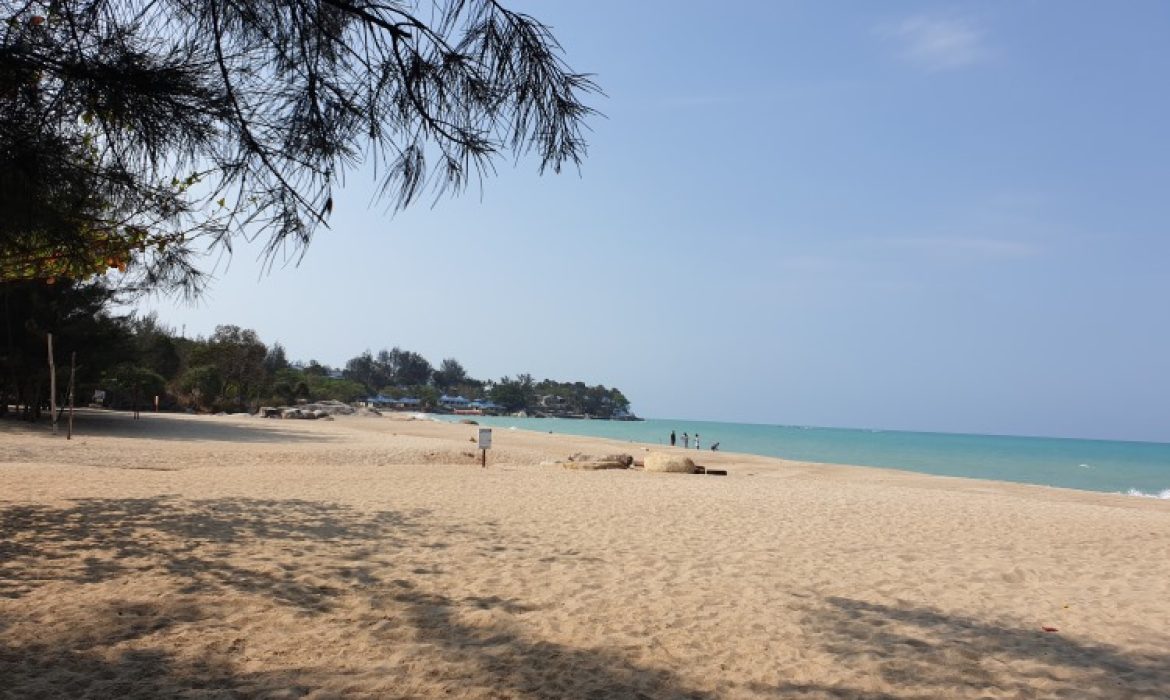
[2,410,1168,699]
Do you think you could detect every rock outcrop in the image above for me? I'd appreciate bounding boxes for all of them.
[259,401,356,419]
[301,400,355,416]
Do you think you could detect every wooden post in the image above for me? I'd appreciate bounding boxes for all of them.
[48,333,57,435]
[67,352,76,440]
[481,448,486,468]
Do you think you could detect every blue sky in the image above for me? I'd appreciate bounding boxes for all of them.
[137,1,1170,442]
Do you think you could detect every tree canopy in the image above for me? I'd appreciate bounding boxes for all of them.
[0,0,599,294]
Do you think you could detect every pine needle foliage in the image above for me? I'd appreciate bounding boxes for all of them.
[0,0,599,295]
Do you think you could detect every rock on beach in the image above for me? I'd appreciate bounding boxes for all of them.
[644,452,696,473]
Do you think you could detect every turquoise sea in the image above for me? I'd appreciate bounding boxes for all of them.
[439,415,1170,498]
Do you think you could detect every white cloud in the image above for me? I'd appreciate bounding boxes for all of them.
[880,16,988,71]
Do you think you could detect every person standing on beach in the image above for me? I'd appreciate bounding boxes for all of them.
[682,432,689,448]
[695,433,701,450]
[670,430,676,446]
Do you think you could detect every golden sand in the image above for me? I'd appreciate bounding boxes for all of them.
[2,410,1168,699]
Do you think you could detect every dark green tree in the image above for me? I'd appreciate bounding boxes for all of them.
[344,350,388,394]
[304,374,365,402]
[264,343,291,375]
[303,360,331,377]
[393,349,434,387]
[103,364,167,411]
[432,357,468,391]
[178,364,224,410]
[489,373,534,412]
[128,313,182,380]
[185,325,267,410]
[0,278,133,419]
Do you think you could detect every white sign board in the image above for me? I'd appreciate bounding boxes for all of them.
[478,428,493,450]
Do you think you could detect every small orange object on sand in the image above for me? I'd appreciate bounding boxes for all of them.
[1042,626,1059,632]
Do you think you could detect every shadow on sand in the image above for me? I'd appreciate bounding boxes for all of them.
[0,496,415,606]
[9,495,1161,697]
[747,596,1170,699]
[1,408,337,444]
[384,585,714,699]
[0,495,710,699]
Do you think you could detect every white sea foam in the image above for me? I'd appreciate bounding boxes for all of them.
[1125,488,1170,499]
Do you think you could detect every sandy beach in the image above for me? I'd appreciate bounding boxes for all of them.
[1,409,1168,699]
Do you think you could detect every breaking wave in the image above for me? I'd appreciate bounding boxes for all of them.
[1125,488,1170,499]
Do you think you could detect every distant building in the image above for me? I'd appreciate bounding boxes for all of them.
[365,394,421,409]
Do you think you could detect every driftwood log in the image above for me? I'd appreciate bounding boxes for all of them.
[556,453,634,470]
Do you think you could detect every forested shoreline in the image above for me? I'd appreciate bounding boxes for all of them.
[0,280,631,420]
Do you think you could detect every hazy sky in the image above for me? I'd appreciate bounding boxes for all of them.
[136,1,1170,442]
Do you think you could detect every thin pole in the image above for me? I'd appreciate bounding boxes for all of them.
[48,333,57,435]
[67,352,76,439]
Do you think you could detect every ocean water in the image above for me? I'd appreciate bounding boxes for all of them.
[439,415,1170,498]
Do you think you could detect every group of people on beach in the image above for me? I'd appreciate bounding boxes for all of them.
[670,430,719,451]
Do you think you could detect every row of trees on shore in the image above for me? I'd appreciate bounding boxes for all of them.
[0,279,629,418]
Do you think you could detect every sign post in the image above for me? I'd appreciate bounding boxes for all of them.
[478,428,492,468]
